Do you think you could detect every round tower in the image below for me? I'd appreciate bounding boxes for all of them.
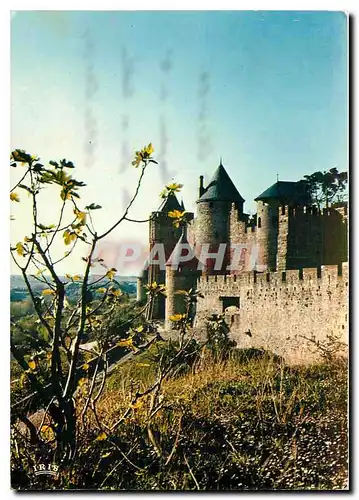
[165,230,201,330]
[255,199,279,272]
[136,266,148,304]
[194,162,245,275]
[254,180,311,271]
[148,194,185,319]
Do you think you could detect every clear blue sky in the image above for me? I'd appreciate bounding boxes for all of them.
[10,11,348,274]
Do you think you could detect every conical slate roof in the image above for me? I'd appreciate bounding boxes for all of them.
[166,230,201,270]
[160,193,183,213]
[197,163,245,203]
[255,181,310,205]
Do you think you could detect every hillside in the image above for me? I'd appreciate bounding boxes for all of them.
[10,275,137,303]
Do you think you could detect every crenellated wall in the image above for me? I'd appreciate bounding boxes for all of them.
[195,262,348,364]
[277,205,348,271]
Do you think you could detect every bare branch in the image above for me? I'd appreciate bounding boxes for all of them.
[98,164,147,241]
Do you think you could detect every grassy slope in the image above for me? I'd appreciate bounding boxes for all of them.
[87,345,347,491]
[12,342,347,491]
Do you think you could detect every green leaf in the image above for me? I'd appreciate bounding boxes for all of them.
[38,223,56,230]
[85,203,102,210]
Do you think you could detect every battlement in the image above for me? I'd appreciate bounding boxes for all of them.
[279,204,346,219]
[197,262,348,288]
[151,210,194,220]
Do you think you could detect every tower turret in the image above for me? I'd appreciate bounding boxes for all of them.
[165,229,201,330]
[148,194,194,319]
[194,162,245,275]
[136,265,148,304]
[254,180,310,271]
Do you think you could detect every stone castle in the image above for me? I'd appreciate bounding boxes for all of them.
[137,162,348,363]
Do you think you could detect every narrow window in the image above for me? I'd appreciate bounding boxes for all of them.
[258,217,261,228]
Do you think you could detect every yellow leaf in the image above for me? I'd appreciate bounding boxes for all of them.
[42,289,55,296]
[136,325,144,333]
[166,183,183,192]
[144,143,154,155]
[145,281,157,290]
[60,188,71,201]
[96,432,108,441]
[106,268,117,280]
[74,209,86,224]
[40,424,55,443]
[63,230,77,245]
[118,338,133,348]
[28,360,36,370]
[169,314,186,322]
[10,192,20,202]
[73,275,81,281]
[82,363,90,371]
[131,400,143,410]
[101,452,112,459]
[15,242,25,256]
[168,209,185,219]
[97,287,107,294]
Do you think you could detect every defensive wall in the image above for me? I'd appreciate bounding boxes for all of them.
[195,262,348,364]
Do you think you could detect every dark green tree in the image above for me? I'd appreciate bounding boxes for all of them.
[302,168,348,208]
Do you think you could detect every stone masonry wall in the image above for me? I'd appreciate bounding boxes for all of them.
[278,206,348,271]
[195,262,348,364]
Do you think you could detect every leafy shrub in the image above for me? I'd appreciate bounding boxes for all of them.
[205,314,236,360]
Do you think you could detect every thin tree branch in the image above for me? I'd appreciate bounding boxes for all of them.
[97,164,147,241]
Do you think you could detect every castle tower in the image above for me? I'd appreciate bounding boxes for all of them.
[136,265,148,304]
[147,194,194,320]
[147,194,183,319]
[254,180,310,271]
[194,162,245,275]
[165,228,201,330]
